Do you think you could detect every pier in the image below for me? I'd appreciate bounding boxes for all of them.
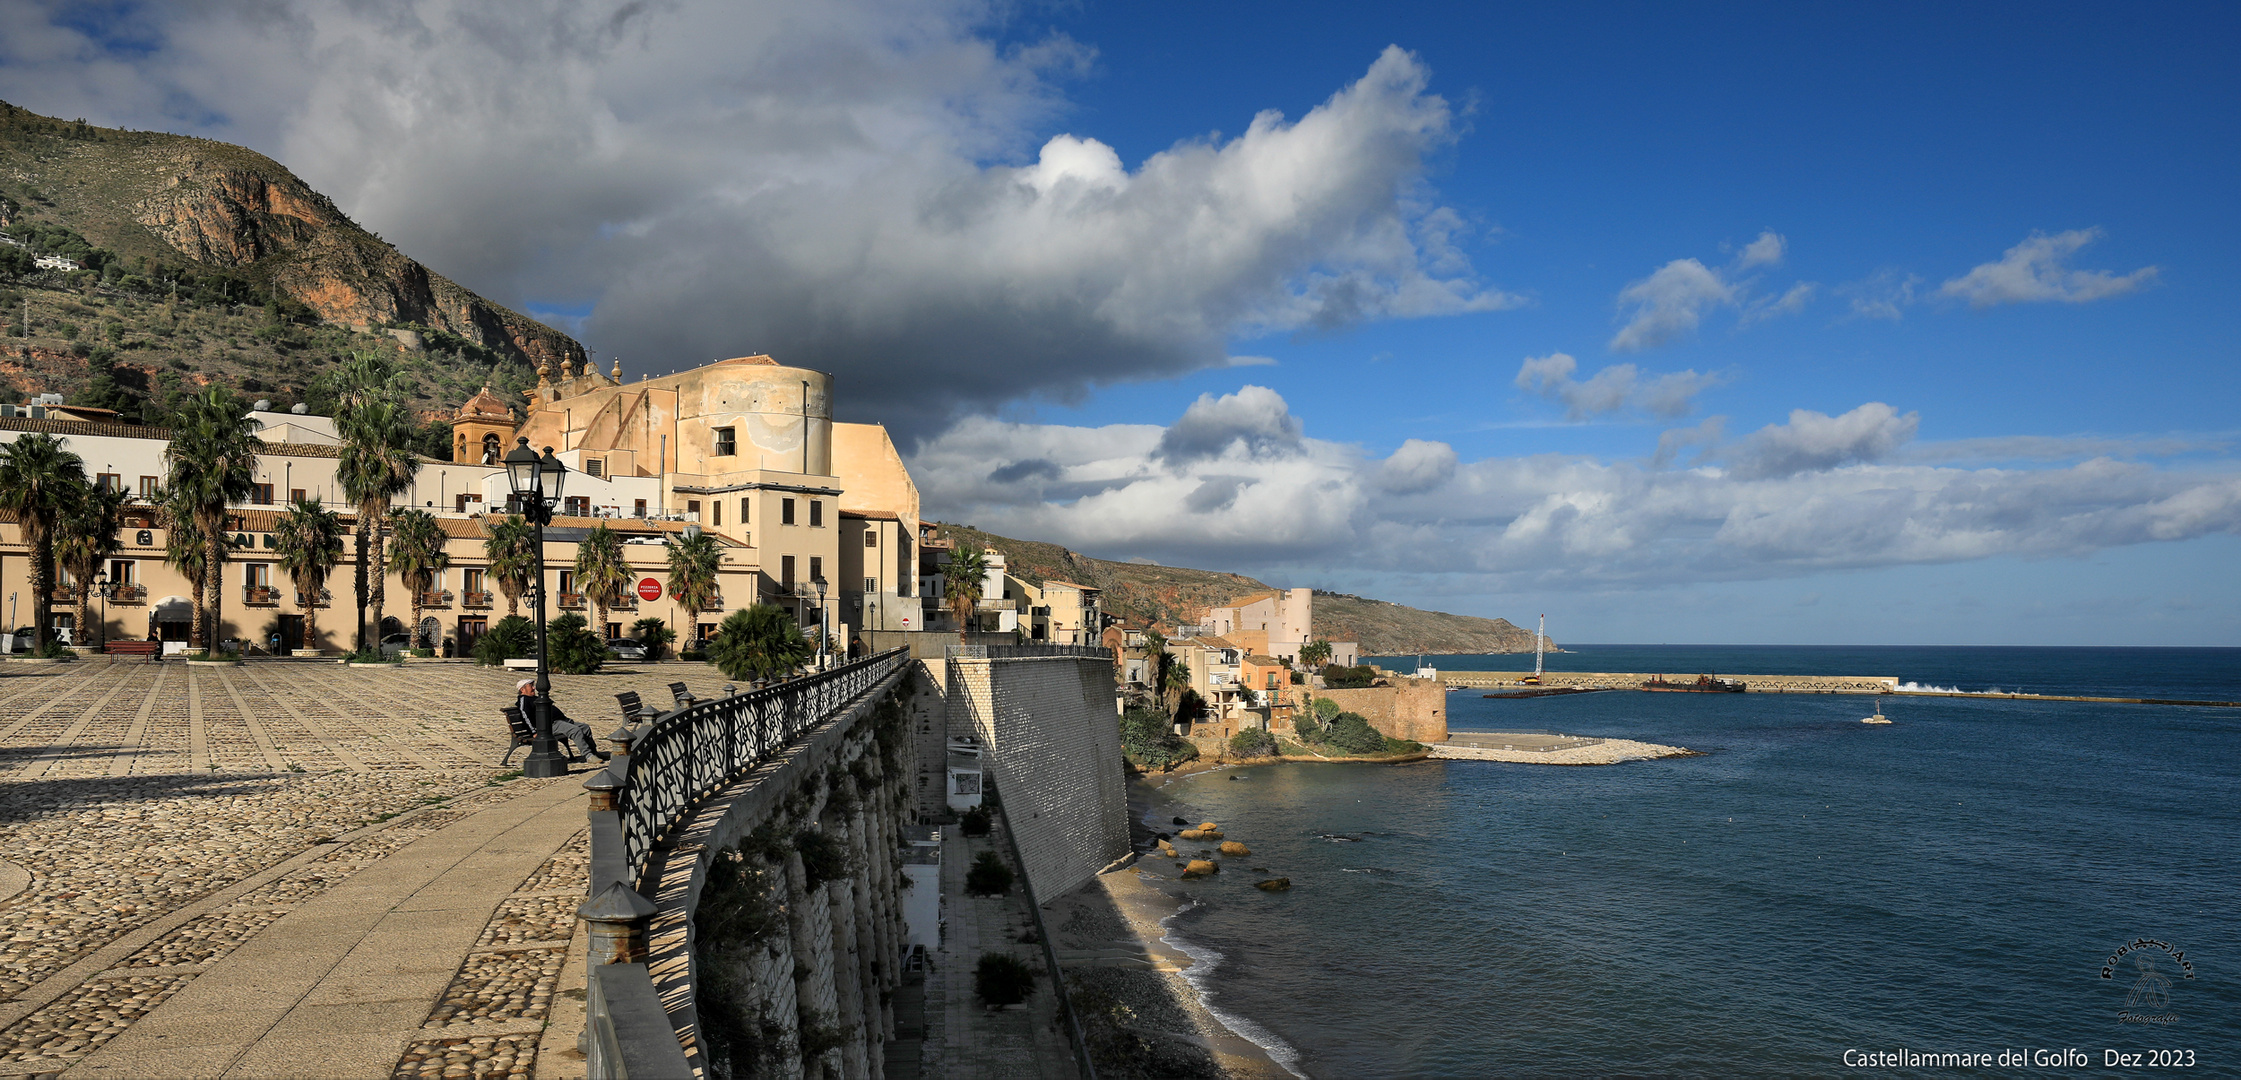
[1438,670,1898,694]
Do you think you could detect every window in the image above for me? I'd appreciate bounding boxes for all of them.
[781,498,795,525]
[605,622,621,639]
[291,488,307,504]
[809,500,823,528]
[245,563,271,587]
[809,556,822,583]
[713,427,736,456]
[454,493,478,513]
[251,483,274,505]
[558,571,576,594]
[864,576,877,594]
[564,496,590,517]
[139,475,159,496]
[95,472,120,492]
[586,458,604,478]
[109,560,135,584]
[739,498,750,524]
[781,555,796,589]
[864,531,877,547]
[688,499,702,520]
[464,568,486,592]
[712,501,722,527]
[634,499,648,517]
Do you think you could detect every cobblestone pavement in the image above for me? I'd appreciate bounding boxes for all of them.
[0,658,735,1079]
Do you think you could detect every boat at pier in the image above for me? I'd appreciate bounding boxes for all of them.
[1643,674,1746,693]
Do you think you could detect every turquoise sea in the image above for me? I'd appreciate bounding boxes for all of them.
[1138,646,2240,1077]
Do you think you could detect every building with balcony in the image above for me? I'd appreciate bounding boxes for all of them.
[0,352,922,654]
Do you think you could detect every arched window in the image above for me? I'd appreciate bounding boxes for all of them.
[481,432,502,464]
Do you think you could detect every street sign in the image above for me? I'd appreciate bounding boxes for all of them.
[637,577,662,601]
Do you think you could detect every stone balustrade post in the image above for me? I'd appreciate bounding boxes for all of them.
[580,880,659,966]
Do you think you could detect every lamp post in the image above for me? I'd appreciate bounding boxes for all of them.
[813,575,828,670]
[503,437,571,779]
[93,571,114,649]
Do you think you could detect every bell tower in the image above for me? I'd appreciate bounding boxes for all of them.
[452,386,518,465]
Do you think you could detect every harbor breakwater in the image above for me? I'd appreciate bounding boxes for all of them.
[1438,669,1898,694]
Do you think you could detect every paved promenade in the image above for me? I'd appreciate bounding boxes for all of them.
[0,658,735,1079]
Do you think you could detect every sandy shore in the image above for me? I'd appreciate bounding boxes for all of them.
[1428,737,1698,764]
[1047,865,1296,1078]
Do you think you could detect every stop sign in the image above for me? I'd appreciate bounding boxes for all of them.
[637,577,662,602]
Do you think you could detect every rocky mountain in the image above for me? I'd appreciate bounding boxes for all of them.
[0,101,581,418]
[932,522,1557,657]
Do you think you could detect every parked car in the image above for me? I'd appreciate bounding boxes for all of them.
[606,639,647,662]
[378,632,414,658]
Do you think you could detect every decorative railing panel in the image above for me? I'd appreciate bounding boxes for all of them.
[954,643,1113,660]
[612,648,909,886]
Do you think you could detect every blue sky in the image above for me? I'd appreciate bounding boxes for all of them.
[2,1,2235,645]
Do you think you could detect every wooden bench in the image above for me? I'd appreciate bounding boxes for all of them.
[616,691,658,724]
[498,705,535,767]
[104,640,160,659]
[667,682,699,710]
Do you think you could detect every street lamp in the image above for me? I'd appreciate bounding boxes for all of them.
[93,571,114,649]
[813,575,828,669]
[503,437,571,779]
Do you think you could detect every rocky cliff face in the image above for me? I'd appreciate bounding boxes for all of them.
[0,100,581,371]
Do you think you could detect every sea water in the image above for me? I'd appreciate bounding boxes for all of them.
[1143,646,2240,1077]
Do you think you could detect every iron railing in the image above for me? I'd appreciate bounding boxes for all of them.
[951,643,1113,661]
[613,647,911,885]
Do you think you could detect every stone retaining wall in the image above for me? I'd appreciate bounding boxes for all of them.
[947,654,1130,903]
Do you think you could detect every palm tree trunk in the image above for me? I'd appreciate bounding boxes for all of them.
[302,576,320,654]
[369,521,387,646]
[204,532,226,654]
[28,522,50,651]
[504,586,519,618]
[408,595,421,651]
[353,525,370,651]
[74,581,90,649]
[594,601,607,642]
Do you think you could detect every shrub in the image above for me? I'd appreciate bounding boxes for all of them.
[795,828,851,889]
[1325,711,1387,755]
[710,604,810,683]
[1228,728,1277,758]
[975,953,1038,1006]
[960,805,992,837]
[545,612,605,674]
[965,851,1014,896]
[1293,709,1324,743]
[631,616,675,661]
[472,615,534,666]
[1320,664,1376,689]
[1119,707,1198,771]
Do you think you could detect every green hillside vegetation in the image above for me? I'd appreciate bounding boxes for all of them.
[933,521,1556,655]
[0,100,571,425]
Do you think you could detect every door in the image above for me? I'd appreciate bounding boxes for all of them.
[278,614,305,652]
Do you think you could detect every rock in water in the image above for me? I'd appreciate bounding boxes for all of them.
[1173,816,1190,826]
[1156,839,1178,858]
[1182,859,1219,878]
[1178,829,1203,841]
[1255,878,1292,892]
[1199,822,1219,832]
[1219,841,1251,857]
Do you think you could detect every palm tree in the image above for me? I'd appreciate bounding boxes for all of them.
[708,604,810,685]
[483,514,539,617]
[163,388,260,651]
[665,529,722,646]
[0,433,89,650]
[336,387,420,651]
[159,487,210,648]
[387,507,450,650]
[274,498,344,654]
[943,546,988,644]
[57,482,130,646]
[573,523,631,639]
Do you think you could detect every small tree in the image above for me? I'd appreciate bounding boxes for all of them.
[632,616,676,661]
[574,523,631,637]
[274,498,344,654]
[1229,728,1277,758]
[1326,711,1387,755]
[386,507,449,648]
[709,604,810,684]
[483,514,538,617]
[943,546,987,641]
[1298,638,1332,668]
[56,481,128,645]
[665,529,722,643]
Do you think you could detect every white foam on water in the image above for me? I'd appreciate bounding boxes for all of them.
[1160,899,1309,1078]
[1899,681,2012,695]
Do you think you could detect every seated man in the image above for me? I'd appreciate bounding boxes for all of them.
[515,679,611,762]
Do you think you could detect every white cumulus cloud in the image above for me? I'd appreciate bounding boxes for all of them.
[1514,352,1721,419]
[1731,403,1920,479]
[1939,228,2159,308]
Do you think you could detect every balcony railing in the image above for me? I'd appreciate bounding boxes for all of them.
[419,590,453,608]
[110,584,146,604]
[48,587,74,604]
[462,590,494,610]
[610,595,638,610]
[243,585,279,606]
[296,589,332,608]
[559,592,587,610]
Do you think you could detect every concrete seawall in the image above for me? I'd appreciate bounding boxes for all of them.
[1440,670,1899,694]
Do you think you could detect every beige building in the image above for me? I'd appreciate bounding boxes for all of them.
[1202,587,1358,667]
[0,354,922,654]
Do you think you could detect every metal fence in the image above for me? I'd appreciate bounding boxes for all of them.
[613,647,912,885]
[948,643,1114,660]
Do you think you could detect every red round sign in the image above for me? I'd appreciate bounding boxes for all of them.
[637,577,662,602]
